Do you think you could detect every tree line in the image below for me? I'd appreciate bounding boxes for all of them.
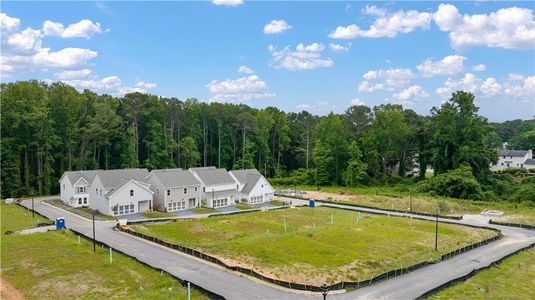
[1,80,534,199]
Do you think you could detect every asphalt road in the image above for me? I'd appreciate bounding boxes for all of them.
[20,199,535,300]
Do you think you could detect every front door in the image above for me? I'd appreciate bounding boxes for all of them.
[188,198,196,208]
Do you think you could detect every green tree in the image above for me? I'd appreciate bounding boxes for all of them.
[343,141,368,186]
[180,136,200,168]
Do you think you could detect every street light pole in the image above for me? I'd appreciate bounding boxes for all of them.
[92,214,96,253]
[409,191,413,212]
[31,195,35,218]
[435,206,439,252]
[212,189,215,207]
[321,283,329,300]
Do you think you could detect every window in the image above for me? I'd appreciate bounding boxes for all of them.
[96,188,98,193]
[83,197,87,204]
[130,190,134,196]
[213,198,228,208]
[63,184,65,190]
[167,201,186,212]
[236,184,239,190]
[194,187,198,192]
[183,188,187,194]
[203,187,205,192]
[501,163,504,166]
[157,189,159,194]
[116,204,135,215]
[167,190,170,196]
[100,189,102,196]
[78,198,82,205]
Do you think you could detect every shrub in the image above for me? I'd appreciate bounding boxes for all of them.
[512,183,535,204]
[417,165,483,200]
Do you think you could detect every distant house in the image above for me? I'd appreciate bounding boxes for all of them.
[88,168,153,216]
[59,170,99,207]
[229,169,274,204]
[145,168,202,212]
[189,167,242,208]
[491,149,533,171]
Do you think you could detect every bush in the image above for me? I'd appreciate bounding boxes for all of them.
[512,183,535,204]
[417,165,483,200]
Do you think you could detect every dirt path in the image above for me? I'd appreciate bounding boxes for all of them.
[0,278,25,300]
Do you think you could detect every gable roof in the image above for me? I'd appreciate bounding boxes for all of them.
[191,168,236,186]
[61,170,100,184]
[230,169,263,194]
[498,149,529,157]
[524,158,535,165]
[148,169,201,188]
[94,169,150,194]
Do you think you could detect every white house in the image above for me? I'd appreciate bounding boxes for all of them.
[88,168,153,216]
[491,149,533,171]
[229,169,275,204]
[59,170,99,207]
[189,167,243,208]
[145,169,202,212]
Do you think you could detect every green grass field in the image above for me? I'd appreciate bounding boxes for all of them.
[429,247,535,299]
[0,202,208,299]
[143,210,176,218]
[130,206,496,285]
[276,185,535,225]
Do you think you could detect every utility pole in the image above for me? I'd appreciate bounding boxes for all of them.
[92,214,96,253]
[31,195,35,218]
[435,206,440,252]
[409,191,413,212]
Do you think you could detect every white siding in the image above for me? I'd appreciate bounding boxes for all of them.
[245,177,275,204]
[146,176,165,211]
[108,181,153,216]
[491,153,531,171]
[60,176,74,205]
[89,175,108,214]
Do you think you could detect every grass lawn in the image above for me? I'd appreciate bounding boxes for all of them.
[0,202,208,300]
[276,185,535,225]
[77,206,118,220]
[130,206,496,285]
[193,207,220,214]
[269,200,287,206]
[235,203,256,210]
[429,247,535,299]
[143,210,176,218]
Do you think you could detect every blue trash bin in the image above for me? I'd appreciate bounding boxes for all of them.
[309,199,315,208]
[55,217,65,230]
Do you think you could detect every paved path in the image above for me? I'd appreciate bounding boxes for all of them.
[21,199,535,300]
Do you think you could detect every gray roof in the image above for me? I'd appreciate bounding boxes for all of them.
[149,169,201,188]
[230,169,263,194]
[192,168,236,186]
[62,170,100,184]
[498,149,529,157]
[203,189,246,199]
[95,168,149,191]
[525,159,535,165]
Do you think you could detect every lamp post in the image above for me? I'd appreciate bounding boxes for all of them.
[92,214,96,253]
[409,191,413,212]
[435,206,440,252]
[212,189,215,207]
[321,283,329,300]
[31,195,35,218]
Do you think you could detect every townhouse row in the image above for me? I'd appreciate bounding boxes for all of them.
[59,167,275,216]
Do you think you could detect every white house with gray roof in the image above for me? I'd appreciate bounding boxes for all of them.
[229,169,274,204]
[146,168,202,212]
[189,167,243,208]
[59,170,100,207]
[88,168,153,216]
[491,149,533,171]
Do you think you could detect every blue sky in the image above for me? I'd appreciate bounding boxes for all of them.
[1,1,534,121]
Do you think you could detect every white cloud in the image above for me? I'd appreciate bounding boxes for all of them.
[329,43,352,52]
[504,74,535,100]
[436,73,504,98]
[207,73,274,103]
[329,8,431,39]
[33,47,97,68]
[417,55,466,77]
[211,0,243,7]
[238,65,254,74]
[480,78,502,96]
[7,28,42,53]
[434,4,535,49]
[350,98,365,106]
[55,68,92,79]
[358,68,415,92]
[268,43,333,71]
[472,64,486,72]
[43,19,103,39]
[263,19,292,34]
[361,5,388,17]
[0,13,20,32]
[62,76,157,96]
[392,85,429,102]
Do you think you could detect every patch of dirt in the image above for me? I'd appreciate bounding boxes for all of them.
[31,273,112,297]
[1,278,25,300]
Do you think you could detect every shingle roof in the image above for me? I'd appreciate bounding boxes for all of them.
[149,169,201,188]
[96,168,149,191]
[525,159,535,165]
[230,169,263,194]
[192,168,236,186]
[63,170,100,184]
[204,189,246,199]
[498,149,529,157]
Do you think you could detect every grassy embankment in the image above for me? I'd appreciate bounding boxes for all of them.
[131,206,496,285]
[429,247,535,299]
[275,184,535,225]
[0,201,208,299]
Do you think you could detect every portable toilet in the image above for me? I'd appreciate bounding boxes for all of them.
[55,217,65,230]
[309,199,315,208]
